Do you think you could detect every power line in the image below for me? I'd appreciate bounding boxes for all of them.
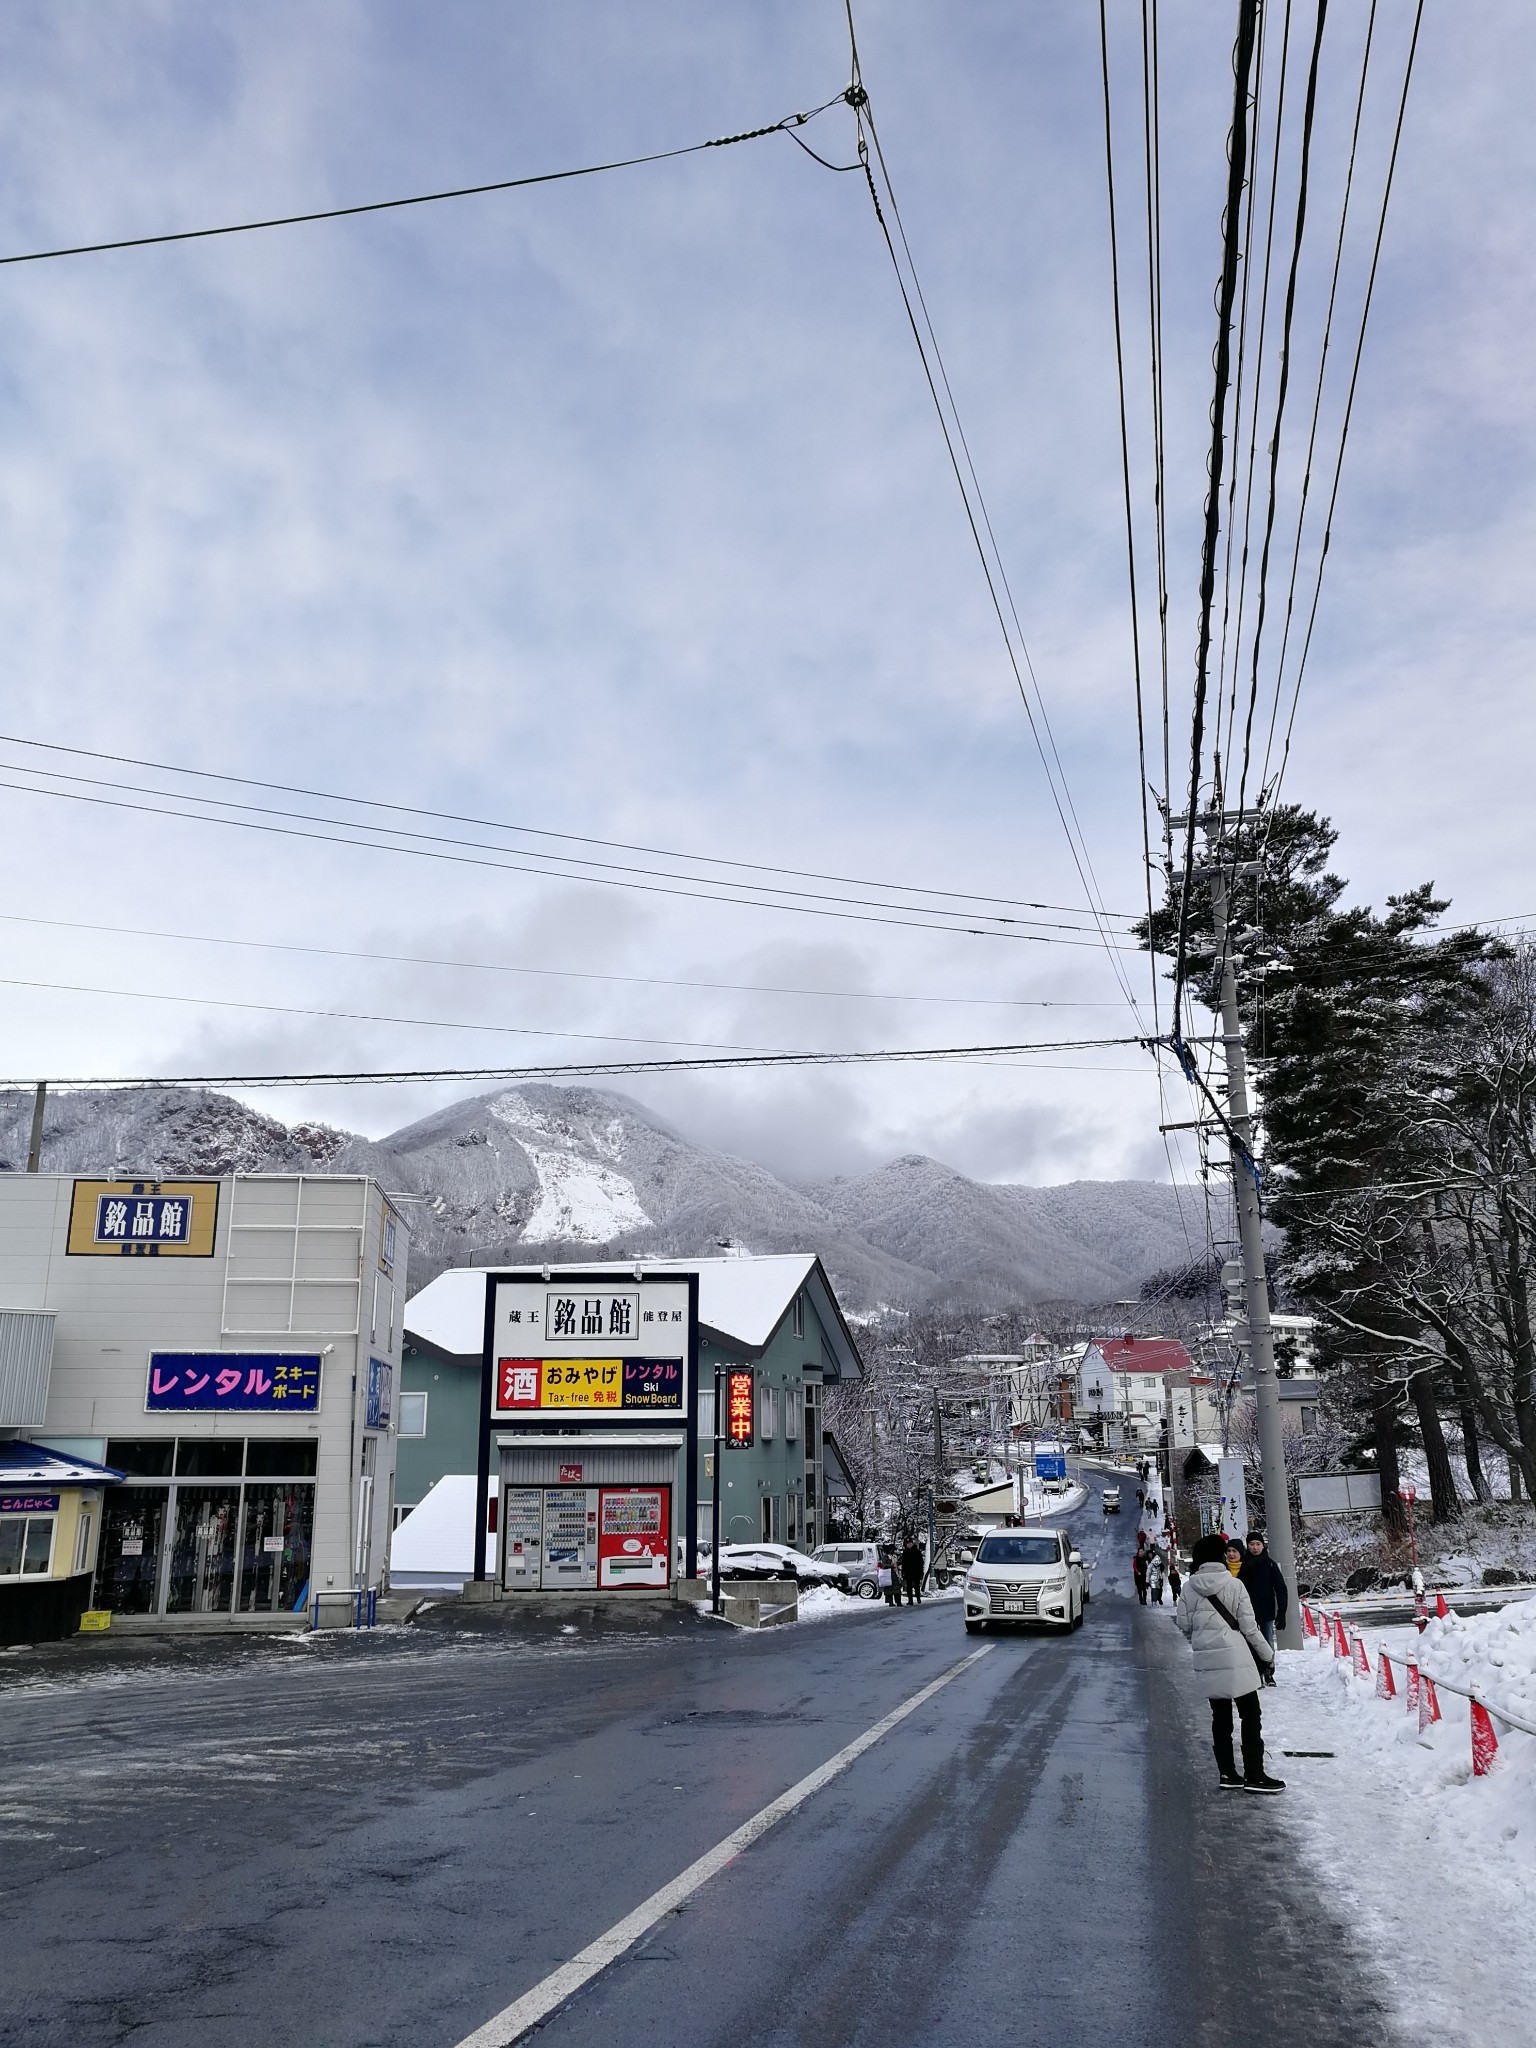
[0,1034,1146,1094]
[0,733,1137,926]
[0,910,1130,1010]
[1169,0,1261,1035]
[842,8,1146,1024]
[0,97,848,268]
[0,772,1146,950]
[1265,0,1426,819]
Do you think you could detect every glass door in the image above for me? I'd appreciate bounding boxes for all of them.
[165,1486,239,1613]
[237,1484,315,1614]
[96,1487,169,1615]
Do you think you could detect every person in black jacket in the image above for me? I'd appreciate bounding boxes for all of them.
[900,1537,925,1605]
[1239,1531,1289,1683]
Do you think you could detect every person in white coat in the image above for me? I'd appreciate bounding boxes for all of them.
[1175,1532,1285,1792]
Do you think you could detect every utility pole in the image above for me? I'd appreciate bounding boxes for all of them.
[26,1081,46,1172]
[1208,857,1302,1649]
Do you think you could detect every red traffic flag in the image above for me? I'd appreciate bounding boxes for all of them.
[1419,1674,1443,1733]
[1471,1700,1500,1776]
[1435,1591,1450,1620]
[1352,1632,1371,1677]
[1376,1652,1397,1700]
[1406,1663,1420,1712]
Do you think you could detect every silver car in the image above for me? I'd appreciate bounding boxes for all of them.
[962,1528,1089,1633]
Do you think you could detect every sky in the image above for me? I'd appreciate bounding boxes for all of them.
[1,2,1533,1192]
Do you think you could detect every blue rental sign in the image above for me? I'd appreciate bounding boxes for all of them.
[146,1353,322,1412]
[1035,1451,1068,1481]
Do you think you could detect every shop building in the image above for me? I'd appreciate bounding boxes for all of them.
[394,1253,863,1592]
[0,1172,408,1627]
[0,1436,123,1645]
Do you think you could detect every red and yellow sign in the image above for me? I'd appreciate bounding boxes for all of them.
[496,1357,683,1415]
[726,1369,755,1447]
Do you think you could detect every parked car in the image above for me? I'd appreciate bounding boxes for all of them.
[1101,1486,1121,1514]
[811,1541,882,1598]
[962,1527,1089,1634]
[713,1544,850,1591]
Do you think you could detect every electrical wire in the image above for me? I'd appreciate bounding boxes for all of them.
[0,772,1146,950]
[0,910,1129,1010]
[1264,0,1426,821]
[842,7,1146,1025]
[0,1035,1147,1093]
[0,732,1137,926]
[0,97,848,268]
[1169,0,1262,1036]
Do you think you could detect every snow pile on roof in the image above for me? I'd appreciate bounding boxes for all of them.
[1267,1614,1536,2043]
[389,1474,499,1590]
[406,1253,821,1358]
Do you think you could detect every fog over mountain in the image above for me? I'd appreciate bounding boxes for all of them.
[0,1083,1218,1310]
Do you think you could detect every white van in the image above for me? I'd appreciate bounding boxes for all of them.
[812,1541,881,1599]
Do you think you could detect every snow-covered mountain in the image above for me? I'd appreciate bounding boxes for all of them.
[0,1083,1215,1309]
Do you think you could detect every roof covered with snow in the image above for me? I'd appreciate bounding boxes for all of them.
[1089,1334,1197,1376]
[1,1439,124,1486]
[405,1253,862,1379]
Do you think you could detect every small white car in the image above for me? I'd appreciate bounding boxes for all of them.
[963,1528,1088,1633]
[715,1543,850,1590]
[811,1541,882,1599]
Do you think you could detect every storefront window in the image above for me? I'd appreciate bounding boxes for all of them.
[105,1440,175,1478]
[97,1487,168,1613]
[165,1485,239,1613]
[237,1484,315,1613]
[176,1440,243,1478]
[0,1515,55,1577]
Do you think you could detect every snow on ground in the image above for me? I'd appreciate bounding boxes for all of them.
[1265,1601,1536,2046]
[1026,1481,1088,1520]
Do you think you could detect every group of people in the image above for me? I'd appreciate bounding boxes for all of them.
[875,1538,926,1607]
[1131,1529,1181,1606]
[1173,1528,1291,1793]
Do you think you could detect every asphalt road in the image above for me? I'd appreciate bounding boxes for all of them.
[0,1474,1402,2048]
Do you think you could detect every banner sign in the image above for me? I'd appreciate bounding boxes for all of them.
[490,1275,693,1420]
[366,1357,394,1429]
[0,1493,59,1515]
[726,1369,755,1448]
[496,1358,683,1413]
[68,1179,220,1258]
[1035,1451,1067,1480]
[146,1353,322,1412]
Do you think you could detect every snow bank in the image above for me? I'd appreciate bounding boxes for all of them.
[1266,1611,1536,2045]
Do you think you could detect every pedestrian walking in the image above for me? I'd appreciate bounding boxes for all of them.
[1168,1553,1182,1602]
[1239,1530,1290,1683]
[900,1537,925,1606]
[1175,1533,1284,1792]
[877,1554,897,1607]
[1147,1549,1166,1605]
[1132,1547,1149,1605]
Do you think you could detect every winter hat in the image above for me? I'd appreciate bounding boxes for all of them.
[1191,1533,1230,1570]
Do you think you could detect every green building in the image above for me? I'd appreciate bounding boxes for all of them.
[396,1254,862,1553]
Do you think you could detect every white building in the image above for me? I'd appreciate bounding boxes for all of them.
[0,1172,406,1634]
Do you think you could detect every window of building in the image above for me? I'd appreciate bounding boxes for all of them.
[760,1494,773,1542]
[397,1392,428,1439]
[245,1440,319,1477]
[0,1514,55,1578]
[74,1509,93,1575]
[105,1440,175,1478]
[786,1492,799,1546]
[771,1493,784,1541]
[698,1388,715,1439]
[176,1440,243,1478]
[785,1386,802,1442]
[760,1384,778,1441]
[791,1293,804,1340]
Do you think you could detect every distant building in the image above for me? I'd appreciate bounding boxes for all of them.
[1078,1333,1199,1448]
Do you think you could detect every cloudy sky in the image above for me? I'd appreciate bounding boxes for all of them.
[0,2,1531,1189]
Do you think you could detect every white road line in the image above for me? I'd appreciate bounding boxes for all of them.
[452,1643,995,2048]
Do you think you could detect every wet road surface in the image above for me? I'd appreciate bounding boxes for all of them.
[0,1474,1401,2047]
